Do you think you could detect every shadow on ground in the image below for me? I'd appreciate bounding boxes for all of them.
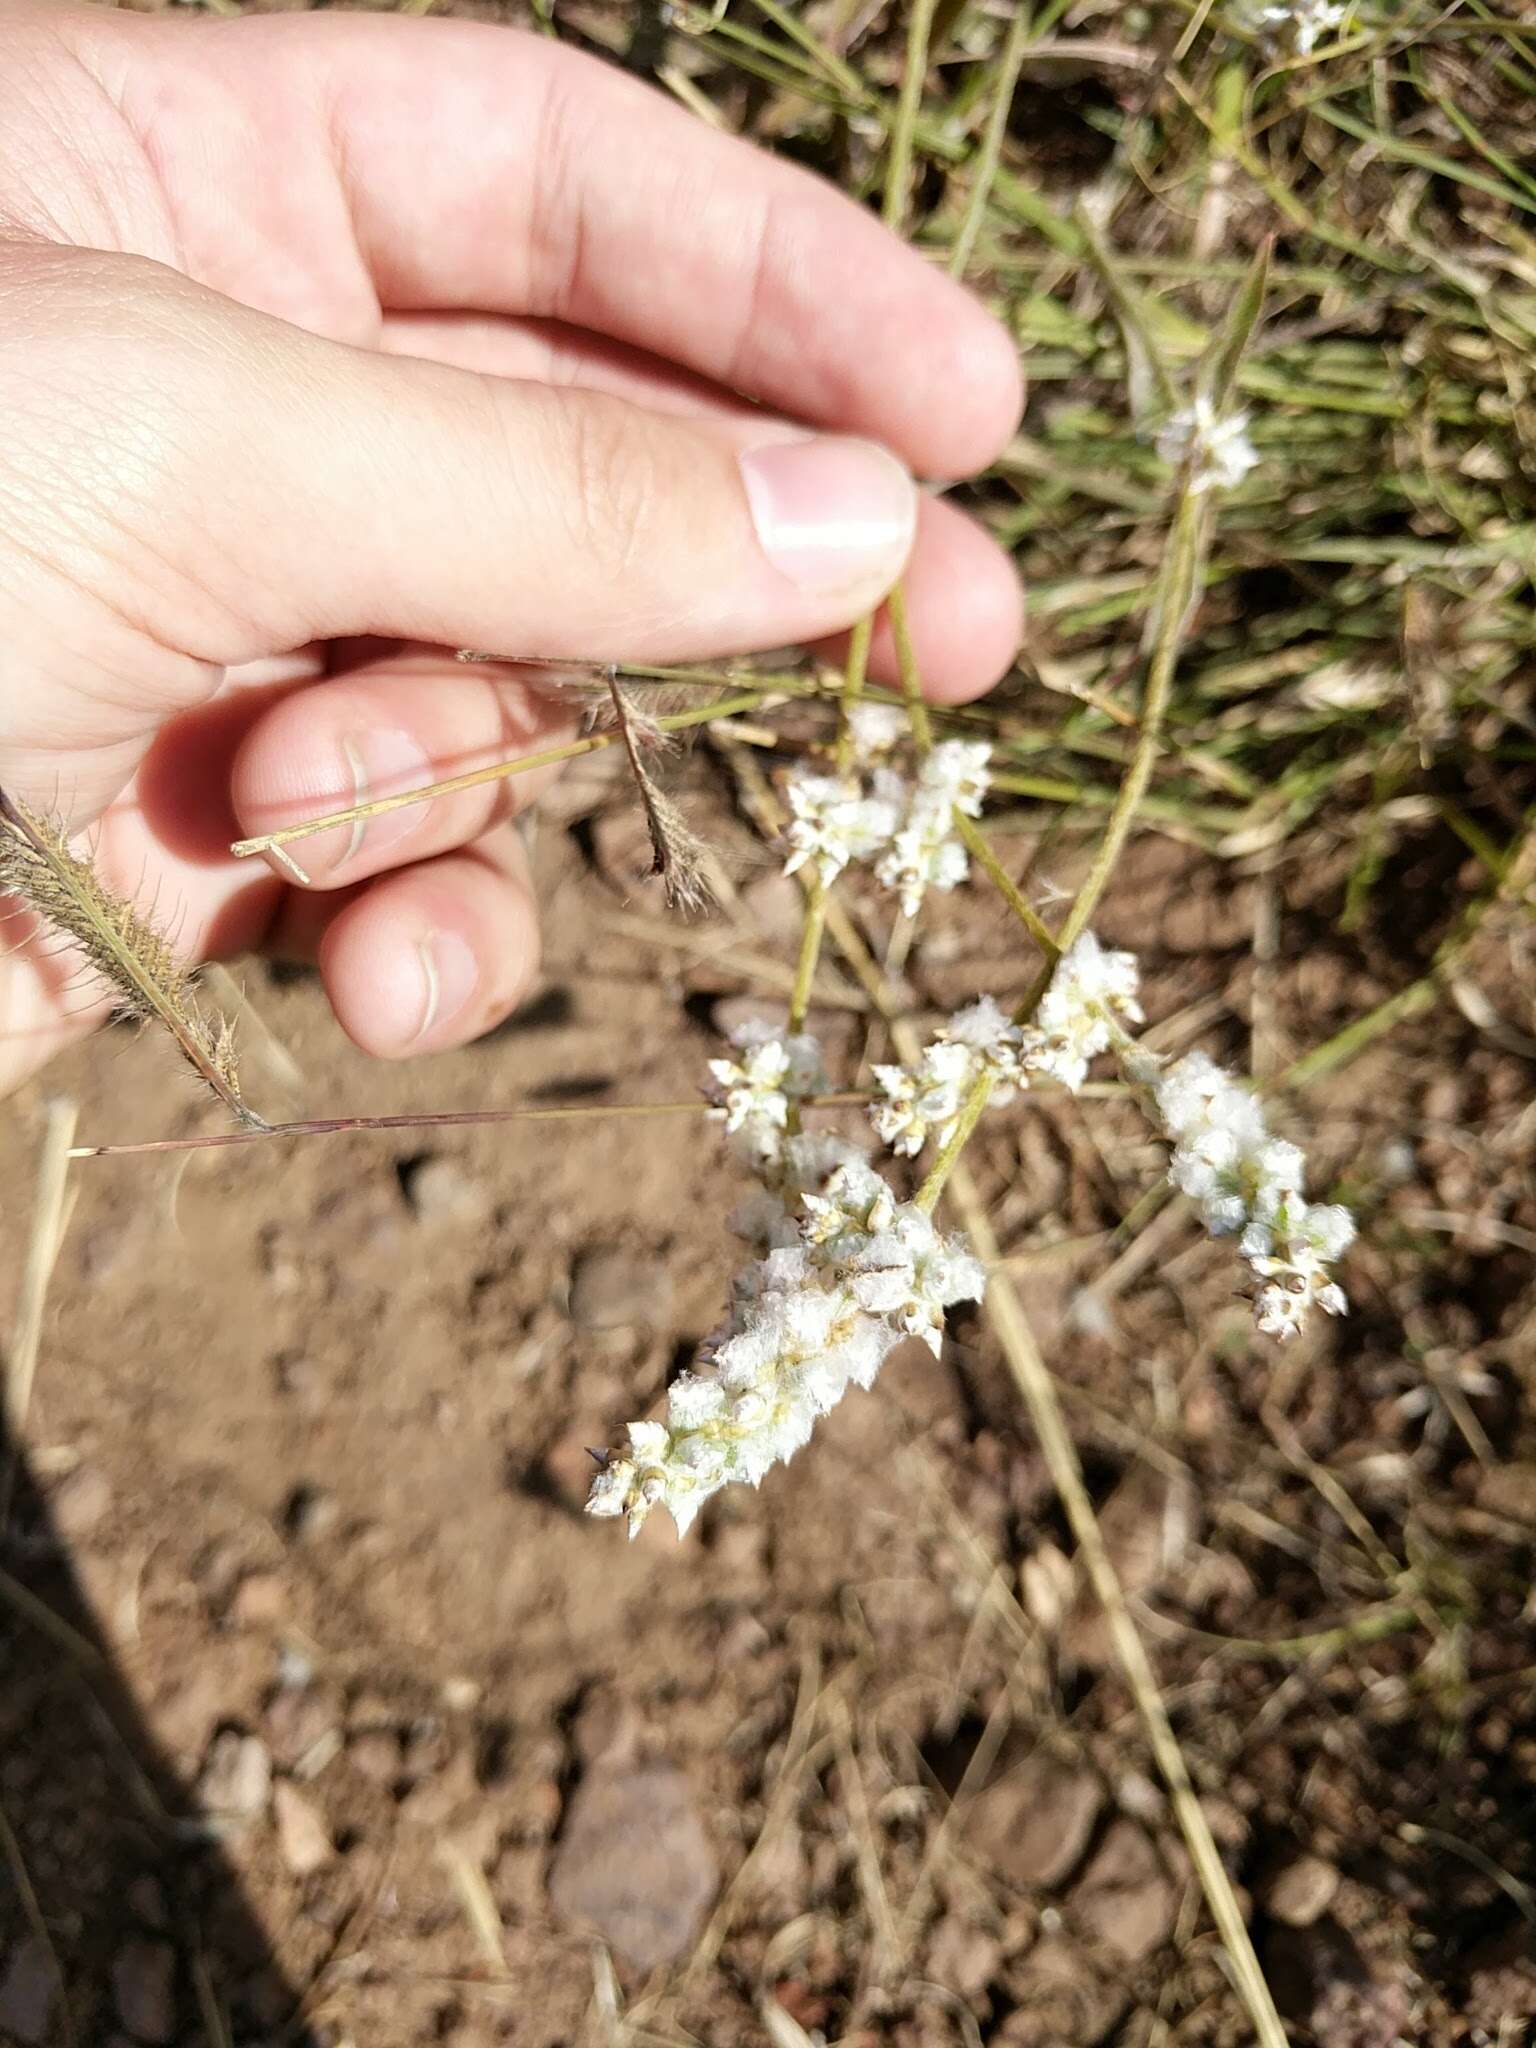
[0,1431,307,2048]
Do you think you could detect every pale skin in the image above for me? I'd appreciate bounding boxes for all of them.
[0,1,1025,1094]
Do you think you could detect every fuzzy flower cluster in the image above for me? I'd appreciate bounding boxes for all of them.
[781,728,992,918]
[1155,396,1259,494]
[873,995,1023,1157]
[706,1020,827,1168]
[871,935,1143,1156]
[877,741,992,916]
[1142,1050,1355,1339]
[1233,0,1348,54]
[589,1036,985,1539]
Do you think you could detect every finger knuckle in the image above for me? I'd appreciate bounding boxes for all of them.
[551,394,660,582]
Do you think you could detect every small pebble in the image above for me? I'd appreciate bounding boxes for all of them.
[549,1760,717,1970]
[284,1484,338,1543]
[0,1935,57,2046]
[196,1731,272,1822]
[347,1730,402,1785]
[263,1686,336,1772]
[1265,1853,1341,1930]
[273,1780,332,1878]
[111,1940,176,2045]
[398,1154,492,1227]
[50,1464,112,1540]
[568,1246,673,1332]
[228,1571,287,1627]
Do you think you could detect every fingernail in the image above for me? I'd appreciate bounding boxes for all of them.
[330,727,434,873]
[739,436,916,594]
[412,929,479,1047]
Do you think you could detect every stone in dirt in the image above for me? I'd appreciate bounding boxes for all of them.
[398,1154,492,1228]
[549,1759,717,1971]
[997,1936,1127,2047]
[111,1939,176,2044]
[962,1752,1103,1891]
[0,1935,57,2045]
[1263,1852,1341,1929]
[1267,1919,1411,2048]
[283,1482,338,1543]
[227,1569,287,1627]
[1068,1819,1180,1963]
[1464,1920,1536,2027]
[1062,1464,1197,1667]
[923,1917,1001,2003]
[567,1246,673,1332]
[196,1730,272,1823]
[50,1463,112,1540]
[273,1779,332,1877]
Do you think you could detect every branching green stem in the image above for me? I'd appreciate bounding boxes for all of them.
[882,0,939,233]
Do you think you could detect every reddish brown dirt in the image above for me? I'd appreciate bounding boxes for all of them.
[3,732,1535,2048]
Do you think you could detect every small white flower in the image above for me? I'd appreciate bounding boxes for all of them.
[1020,931,1144,1092]
[801,1159,898,1258]
[844,1208,986,1355]
[1146,1049,1355,1342]
[1233,0,1347,54]
[920,739,992,818]
[783,769,900,885]
[877,790,971,916]
[1155,395,1259,493]
[870,1040,973,1157]
[707,1022,827,1166]
[943,994,1024,1069]
[845,701,909,763]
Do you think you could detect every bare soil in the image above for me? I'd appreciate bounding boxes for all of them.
[3,730,1535,2048]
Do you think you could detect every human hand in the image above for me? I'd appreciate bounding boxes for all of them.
[0,2,1024,1093]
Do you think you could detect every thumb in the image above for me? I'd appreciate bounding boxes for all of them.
[32,252,920,669]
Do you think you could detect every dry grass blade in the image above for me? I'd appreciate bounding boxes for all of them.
[231,690,765,864]
[605,675,712,913]
[939,1163,1290,2048]
[0,792,260,1128]
[0,1096,77,1527]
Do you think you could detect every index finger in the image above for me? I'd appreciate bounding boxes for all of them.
[109,10,1024,479]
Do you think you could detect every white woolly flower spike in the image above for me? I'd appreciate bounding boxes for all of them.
[1145,1049,1355,1340]
[587,1172,983,1539]
[1020,931,1144,1092]
[590,1032,987,1539]
[783,768,900,887]
[1155,395,1259,494]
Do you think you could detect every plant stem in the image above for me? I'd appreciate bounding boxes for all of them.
[882,0,939,233]
[887,583,934,754]
[787,877,828,1037]
[1057,481,1205,952]
[230,690,765,863]
[945,1177,1290,2048]
[955,814,1059,957]
[66,1093,874,1160]
[834,613,874,778]
[913,478,1206,1216]
[949,5,1032,278]
[786,613,877,1047]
